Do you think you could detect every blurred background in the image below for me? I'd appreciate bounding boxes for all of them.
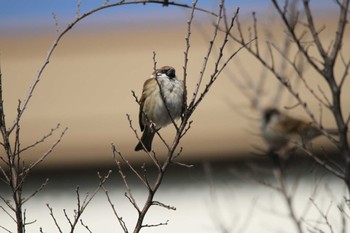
[0,0,349,232]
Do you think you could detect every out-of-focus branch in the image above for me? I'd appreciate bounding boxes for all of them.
[275,163,306,233]
[326,0,349,62]
[225,2,350,232]
[300,146,345,180]
[270,0,324,76]
[302,0,327,59]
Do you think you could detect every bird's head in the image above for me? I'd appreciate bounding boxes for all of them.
[262,107,280,126]
[154,66,176,79]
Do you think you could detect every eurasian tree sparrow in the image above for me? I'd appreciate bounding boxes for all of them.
[261,108,338,154]
[135,66,184,152]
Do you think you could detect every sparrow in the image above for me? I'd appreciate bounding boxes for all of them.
[135,66,184,152]
[260,107,338,154]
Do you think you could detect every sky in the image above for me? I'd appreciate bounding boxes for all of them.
[1,0,337,35]
[0,1,256,23]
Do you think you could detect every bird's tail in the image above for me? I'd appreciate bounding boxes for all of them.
[135,127,155,152]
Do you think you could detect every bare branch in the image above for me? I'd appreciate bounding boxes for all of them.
[270,0,324,75]
[0,204,16,222]
[188,0,224,109]
[252,12,260,57]
[269,42,330,108]
[19,124,61,153]
[111,144,141,212]
[63,209,74,229]
[76,0,82,18]
[300,147,345,179]
[192,36,255,112]
[302,0,327,59]
[270,33,292,107]
[22,178,49,204]
[182,0,198,114]
[125,113,163,169]
[141,220,169,228]
[0,163,10,184]
[339,57,350,89]
[51,13,60,34]
[0,225,12,233]
[47,204,63,233]
[24,127,68,174]
[309,199,336,233]
[317,85,332,108]
[273,163,305,233]
[328,0,349,62]
[100,183,129,233]
[61,171,111,232]
[152,201,176,210]
[179,120,193,138]
[80,219,92,233]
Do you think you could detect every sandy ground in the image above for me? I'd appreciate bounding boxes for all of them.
[0,18,349,168]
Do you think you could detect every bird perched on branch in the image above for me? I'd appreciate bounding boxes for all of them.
[135,66,184,152]
[260,107,338,155]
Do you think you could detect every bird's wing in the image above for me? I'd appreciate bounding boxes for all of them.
[138,78,153,131]
[138,100,145,131]
[279,115,302,134]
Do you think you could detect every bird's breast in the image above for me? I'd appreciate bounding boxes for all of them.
[142,77,184,128]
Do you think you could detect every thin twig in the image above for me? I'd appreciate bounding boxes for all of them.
[141,220,169,228]
[125,113,163,170]
[24,127,68,174]
[152,201,176,210]
[47,204,63,233]
[309,199,336,233]
[274,166,304,233]
[270,0,324,76]
[182,0,199,115]
[188,0,224,109]
[111,145,141,212]
[20,124,61,153]
[0,225,12,233]
[99,183,129,233]
[300,147,345,179]
[80,219,92,233]
[0,205,16,222]
[23,178,49,204]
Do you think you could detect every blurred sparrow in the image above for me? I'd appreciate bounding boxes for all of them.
[261,108,338,154]
[135,66,184,152]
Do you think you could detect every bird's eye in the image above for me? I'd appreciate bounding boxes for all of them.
[166,68,175,78]
[264,109,279,123]
[264,111,272,122]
